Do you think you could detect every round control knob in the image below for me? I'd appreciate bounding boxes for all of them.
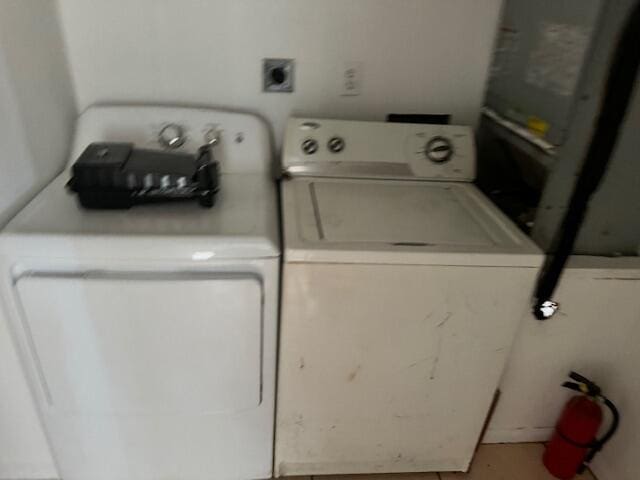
[159,123,186,149]
[302,138,319,155]
[204,127,221,146]
[328,137,345,153]
[425,136,454,163]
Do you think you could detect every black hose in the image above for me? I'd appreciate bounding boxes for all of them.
[533,1,640,319]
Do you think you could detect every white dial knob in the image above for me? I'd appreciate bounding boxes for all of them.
[425,136,453,163]
[328,136,345,153]
[204,127,221,146]
[302,138,319,155]
[159,123,186,149]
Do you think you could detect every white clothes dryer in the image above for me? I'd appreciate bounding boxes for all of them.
[0,105,280,480]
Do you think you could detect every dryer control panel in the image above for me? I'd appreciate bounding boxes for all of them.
[282,118,476,182]
[69,105,272,175]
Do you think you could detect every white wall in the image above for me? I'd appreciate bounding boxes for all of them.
[0,1,76,478]
[0,1,76,226]
[56,0,503,150]
[484,257,640,480]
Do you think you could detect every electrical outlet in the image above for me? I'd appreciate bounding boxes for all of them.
[341,62,363,96]
[263,58,294,93]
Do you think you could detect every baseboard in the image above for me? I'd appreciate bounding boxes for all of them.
[482,427,554,444]
[0,461,57,480]
[590,452,618,480]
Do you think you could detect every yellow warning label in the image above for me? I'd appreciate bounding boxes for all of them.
[527,116,550,137]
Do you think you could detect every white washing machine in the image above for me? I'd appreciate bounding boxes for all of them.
[275,118,543,476]
[0,106,280,480]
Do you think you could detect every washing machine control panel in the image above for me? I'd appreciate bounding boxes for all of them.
[283,118,475,181]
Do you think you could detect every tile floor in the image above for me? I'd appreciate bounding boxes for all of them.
[285,443,597,480]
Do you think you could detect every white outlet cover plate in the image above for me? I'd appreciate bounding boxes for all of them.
[341,62,363,96]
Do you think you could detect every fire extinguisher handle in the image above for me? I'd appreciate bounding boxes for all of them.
[568,372,602,396]
[561,381,583,393]
[569,371,591,384]
[578,395,620,473]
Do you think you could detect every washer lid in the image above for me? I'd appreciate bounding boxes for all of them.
[311,181,495,246]
[282,178,542,267]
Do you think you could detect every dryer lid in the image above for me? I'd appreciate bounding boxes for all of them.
[1,173,280,260]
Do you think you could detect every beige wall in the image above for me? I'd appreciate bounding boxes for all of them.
[0,1,76,478]
[56,0,504,150]
[0,1,76,226]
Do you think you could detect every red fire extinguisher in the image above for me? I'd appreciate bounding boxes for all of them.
[543,372,620,479]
